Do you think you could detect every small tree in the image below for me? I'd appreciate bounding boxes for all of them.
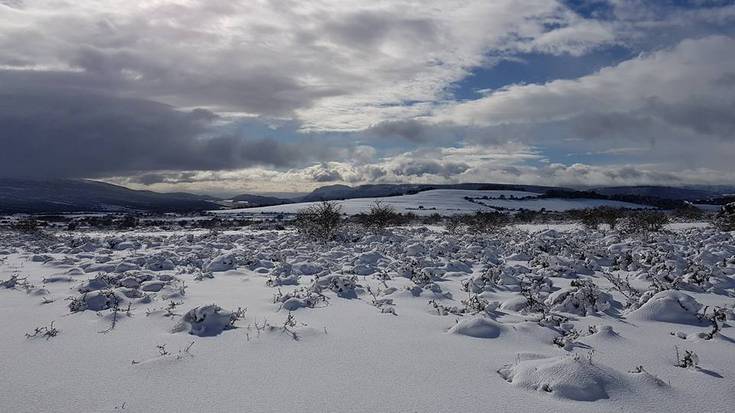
[580,209,603,230]
[581,207,622,230]
[117,215,139,230]
[359,201,400,230]
[673,203,704,220]
[463,211,508,233]
[620,210,669,233]
[13,218,40,232]
[423,213,442,225]
[294,201,344,241]
[514,209,537,224]
[444,215,463,234]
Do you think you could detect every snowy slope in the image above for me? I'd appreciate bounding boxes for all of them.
[214,189,649,215]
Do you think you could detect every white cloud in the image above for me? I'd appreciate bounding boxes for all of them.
[0,0,620,130]
[436,35,735,131]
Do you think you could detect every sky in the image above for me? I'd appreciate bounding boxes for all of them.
[1,0,734,196]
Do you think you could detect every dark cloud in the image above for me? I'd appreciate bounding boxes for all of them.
[571,111,656,139]
[645,98,735,138]
[128,172,200,185]
[311,168,343,182]
[130,173,167,186]
[569,97,735,141]
[0,88,328,178]
[365,119,470,144]
[392,160,469,177]
[0,0,23,9]
[364,166,387,180]
[322,10,438,51]
[367,119,435,143]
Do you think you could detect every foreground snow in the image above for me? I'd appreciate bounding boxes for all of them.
[214,189,649,215]
[1,224,734,412]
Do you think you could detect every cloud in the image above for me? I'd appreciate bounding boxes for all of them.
[111,141,735,196]
[0,0,626,130]
[308,164,344,182]
[3,1,735,190]
[391,160,470,177]
[0,89,338,178]
[437,35,735,140]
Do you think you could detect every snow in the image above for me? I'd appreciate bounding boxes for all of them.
[173,304,239,337]
[1,223,734,412]
[496,354,667,402]
[627,291,703,324]
[213,189,650,216]
[448,316,506,338]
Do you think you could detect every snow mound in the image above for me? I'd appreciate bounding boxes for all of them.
[498,355,620,401]
[627,290,703,324]
[448,316,505,338]
[173,305,239,337]
[204,254,236,272]
[584,325,622,342]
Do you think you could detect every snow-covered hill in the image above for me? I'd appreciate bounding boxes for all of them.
[215,189,649,215]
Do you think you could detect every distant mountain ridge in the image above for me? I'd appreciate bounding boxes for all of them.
[589,186,720,200]
[1,179,731,214]
[0,178,221,213]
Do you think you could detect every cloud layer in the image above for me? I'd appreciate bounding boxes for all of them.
[1,0,734,192]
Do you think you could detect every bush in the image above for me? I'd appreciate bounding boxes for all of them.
[357,201,402,230]
[620,211,669,233]
[422,213,443,225]
[462,211,509,233]
[444,215,464,234]
[294,201,344,241]
[713,202,735,231]
[117,215,139,229]
[514,210,538,223]
[580,207,622,230]
[13,218,40,232]
[672,203,703,220]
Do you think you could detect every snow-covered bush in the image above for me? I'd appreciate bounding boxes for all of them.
[69,290,126,312]
[266,273,301,287]
[462,265,520,293]
[321,275,359,298]
[674,346,699,369]
[273,287,327,310]
[545,280,611,316]
[461,293,498,315]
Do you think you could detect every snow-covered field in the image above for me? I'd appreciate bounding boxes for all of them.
[213,189,649,216]
[2,224,734,412]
